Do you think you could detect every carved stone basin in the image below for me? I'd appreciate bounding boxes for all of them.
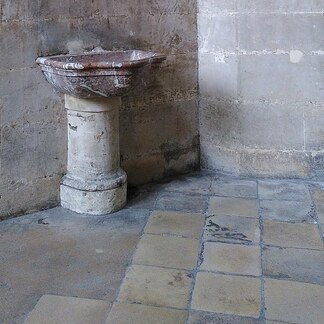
[36,49,166,215]
[36,49,166,98]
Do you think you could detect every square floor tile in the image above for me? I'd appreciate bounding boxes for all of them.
[188,310,262,324]
[204,215,260,245]
[201,242,261,276]
[211,179,257,199]
[258,181,311,202]
[263,220,323,249]
[133,234,199,270]
[144,211,205,239]
[192,272,261,318]
[313,187,324,224]
[155,193,208,213]
[208,197,258,218]
[106,303,187,324]
[263,246,324,285]
[161,173,212,195]
[260,200,314,223]
[117,265,192,309]
[24,295,111,324]
[265,278,324,323]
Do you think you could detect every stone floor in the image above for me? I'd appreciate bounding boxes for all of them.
[1,171,324,324]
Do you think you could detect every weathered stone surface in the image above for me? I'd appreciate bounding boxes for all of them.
[144,210,205,238]
[263,220,323,249]
[106,303,187,324]
[263,246,324,285]
[133,234,199,270]
[156,192,208,213]
[265,278,324,323]
[24,295,111,324]
[0,207,148,323]
[208,196,258,218]
[117,265,192,309]
[204,215,260,245]
[188,310,262,324]
[258,181,311,202]
[260,199,314,223]
[192,272,261,318]
[201,242,261,276]
[313,186,324,224]
[211,179,257,199]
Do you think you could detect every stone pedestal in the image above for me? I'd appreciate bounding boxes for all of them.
[60,95,127,215]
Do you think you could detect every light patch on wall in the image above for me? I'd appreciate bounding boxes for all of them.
[289,50,304,63]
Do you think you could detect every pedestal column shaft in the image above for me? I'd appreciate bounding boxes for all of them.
[61,95,127,215]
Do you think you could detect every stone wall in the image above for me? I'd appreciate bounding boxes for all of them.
[198,0,324,178]
[0,0,198,218]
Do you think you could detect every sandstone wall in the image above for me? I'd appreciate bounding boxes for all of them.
[198,0,324,178]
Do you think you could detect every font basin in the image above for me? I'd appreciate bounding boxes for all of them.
[36,49,166,98]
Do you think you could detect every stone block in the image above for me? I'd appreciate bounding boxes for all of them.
[106,303,187,324]
[145,210,205,238]
[117,265,192,309]
[313,186,324,223]
[258,181,311,202]
[304,103,324,151]
[198,14,237,53]
[260,199,314,222]
[198,0,237,14]
[204,215,260,245]
[133,234,199,270]
[239,0,324,13]
[192,272,261,318]
[201,242,261,276]
[263,246,324,285]
[265,278,324,323]
[156,192,208,213]
[189,310,262,324]
[208,196,258,218]
[239,55,324,102]
[238,14,324,52]
[211,179,257,198]
[238,102,304,150]
[263,220,323,249]
[24,295,111,324]
[199,54,238,99]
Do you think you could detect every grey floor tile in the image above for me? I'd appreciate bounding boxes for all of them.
[263,246,324,285]
[155,192,208,213]
[258,181,311,202]
[211,179,258,199]
[260,200,314,223]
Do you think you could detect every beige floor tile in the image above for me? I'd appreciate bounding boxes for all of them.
[24,295,111,324]
[106,303,187,324]
[192,272,261,318]
[201,242,261,276]
[263,220,323,249]
[204,215,260,245]
[265,278,324,323]
[118,265,192,309]
[145,210,205,238]
[133,234,199,270]
[208,197,258,218]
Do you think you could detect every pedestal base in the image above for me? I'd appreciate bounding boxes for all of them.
[60,182,127,215]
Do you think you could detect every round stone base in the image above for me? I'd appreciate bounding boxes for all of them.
[60,182,127,215]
